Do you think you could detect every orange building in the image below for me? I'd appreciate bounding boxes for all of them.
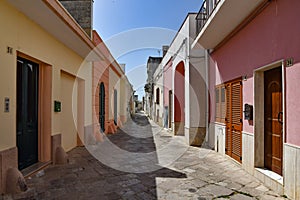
[92,31,133,137]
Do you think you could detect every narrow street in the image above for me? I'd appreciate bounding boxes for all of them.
[7,113,286,200]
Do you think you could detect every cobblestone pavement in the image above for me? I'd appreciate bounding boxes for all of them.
[4,113,288,200]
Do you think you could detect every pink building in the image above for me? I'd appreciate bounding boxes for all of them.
[193,0,300,198]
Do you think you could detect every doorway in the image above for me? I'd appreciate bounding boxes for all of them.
[264,67,283,175]
[17,57,39,170]
[99,82,105,132]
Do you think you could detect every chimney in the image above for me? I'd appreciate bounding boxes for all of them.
[59,0,93,37]
[162,45,169,57]
[119,64,126,72]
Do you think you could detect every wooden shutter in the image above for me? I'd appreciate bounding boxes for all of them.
[225,79,243,163]
[225,84,232,156]
[215,87,220,122]
[216,85,226,124]
[231,81,242,162]
[220,85,226,123]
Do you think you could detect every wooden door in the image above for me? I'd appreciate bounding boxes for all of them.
[17,58,39,170]
[264,67,283,175]
[225,79,243,163]
[99,82,105,132]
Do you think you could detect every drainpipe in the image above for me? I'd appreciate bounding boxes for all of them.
[205,49,209,145]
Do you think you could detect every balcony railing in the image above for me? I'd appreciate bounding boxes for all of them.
[196,0,221,36]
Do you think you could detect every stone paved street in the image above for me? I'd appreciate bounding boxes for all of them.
[4,113,288,200]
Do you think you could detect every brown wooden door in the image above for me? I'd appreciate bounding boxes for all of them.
[264,67,283,175]
[225,79,243,163]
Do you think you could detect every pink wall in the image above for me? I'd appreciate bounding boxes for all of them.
[286,63,300,146]
[209,0,300,146]
[163,60,172,107]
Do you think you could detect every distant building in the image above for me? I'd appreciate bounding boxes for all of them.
[144,56,162,119]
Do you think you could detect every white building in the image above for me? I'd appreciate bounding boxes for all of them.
[153,13,208,146]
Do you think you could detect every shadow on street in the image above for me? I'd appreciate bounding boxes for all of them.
[10,113,187,200]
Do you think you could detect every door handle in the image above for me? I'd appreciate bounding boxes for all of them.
[277,112,283,124]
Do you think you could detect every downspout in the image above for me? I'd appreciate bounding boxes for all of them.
[205,49,209,145]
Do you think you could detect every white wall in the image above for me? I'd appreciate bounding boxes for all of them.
[157,14,206,133]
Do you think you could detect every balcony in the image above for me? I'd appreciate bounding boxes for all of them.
[193,0,268,50]
[195,0,221,36]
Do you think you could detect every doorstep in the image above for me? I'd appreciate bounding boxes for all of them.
[21,161,52,178]
[254,168,284,195]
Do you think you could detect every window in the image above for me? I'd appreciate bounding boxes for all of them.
[156,88,160,104]
[215,84,226,123]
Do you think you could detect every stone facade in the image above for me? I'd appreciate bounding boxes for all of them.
[59,0,93,36]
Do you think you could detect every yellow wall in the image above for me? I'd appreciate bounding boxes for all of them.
[60,72,78,151]
[77,61,92,127]
[0,1,92,151]
[109,68,120,120]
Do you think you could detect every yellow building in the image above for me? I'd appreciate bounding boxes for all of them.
[0,0,102,193]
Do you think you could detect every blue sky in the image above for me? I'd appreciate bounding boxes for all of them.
[93,0,203,100]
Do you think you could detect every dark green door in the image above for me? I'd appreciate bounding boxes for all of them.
[99,82,105,132]
[17,57,39,170]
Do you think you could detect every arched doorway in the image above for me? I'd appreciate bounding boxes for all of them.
[174,61,185,135]
[99,82,105,132]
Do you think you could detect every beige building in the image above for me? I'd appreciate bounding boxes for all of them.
[0,0,105,193]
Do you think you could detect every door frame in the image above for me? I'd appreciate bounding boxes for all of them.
[16,52,52,165]
[254,60,286,174]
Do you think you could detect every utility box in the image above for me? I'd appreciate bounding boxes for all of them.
[244,103,253,120]
[54,101,61,112]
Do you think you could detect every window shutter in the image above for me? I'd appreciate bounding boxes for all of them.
[215,87,220,122]
[231,81,242,162]
[225,83,231,155]
[220,86,226,123]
